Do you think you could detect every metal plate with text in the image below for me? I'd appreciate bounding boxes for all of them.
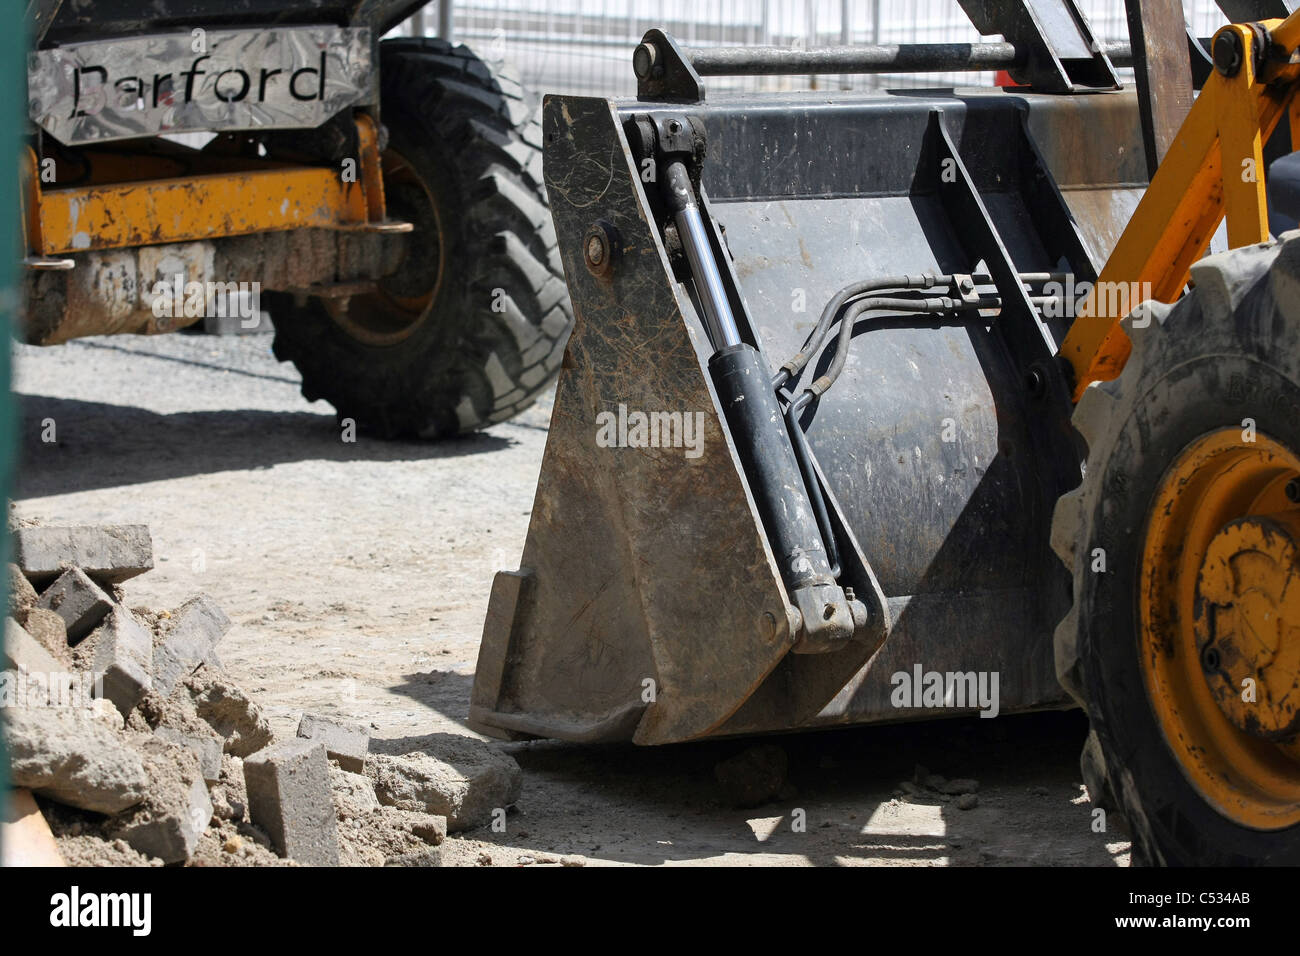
[28,26,371,146]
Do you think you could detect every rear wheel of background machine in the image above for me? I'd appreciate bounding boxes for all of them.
[1052,237,1300,865]
[267,38,572,438]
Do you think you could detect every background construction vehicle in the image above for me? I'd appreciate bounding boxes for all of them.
[21,1,573,438]
[470,0,1300,864]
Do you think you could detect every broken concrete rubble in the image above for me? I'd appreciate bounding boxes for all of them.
[89,697,125,732]
[341,805,446,868]
[6,706,149,814]
[369,734,523,832]
[110,736,214,864]
[331,766,380,817]
[1,526,247,865]
[212,755,249,823]
[131,679,232,786]
[185,671,271,757]
[323,761,451,866]
[4,520,524,868]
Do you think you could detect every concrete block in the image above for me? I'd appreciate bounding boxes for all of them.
[154,726,222,783]
[152,594,231,696]
[4,618,65,683]
[89,607,153,717]
[244,738,339,865]
[22,608,70,664]
[297,713,369,772]
[35,568,112,643]
[13,525,153,587]
[112,737,213,864]
[6,706,149,814]
[7,563,37,619]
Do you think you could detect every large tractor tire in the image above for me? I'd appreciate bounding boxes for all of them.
[1052,235,1300,865]
[268,38,572,438]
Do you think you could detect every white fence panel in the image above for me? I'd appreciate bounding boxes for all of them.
[392,1,1230,98]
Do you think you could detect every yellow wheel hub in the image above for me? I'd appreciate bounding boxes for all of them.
[1197,515,1300,739]
[1141,429,1300,829]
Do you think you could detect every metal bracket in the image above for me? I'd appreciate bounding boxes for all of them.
[648,112,701,157]
[924,109,1056,364]
[26,0,63,46]
[626,110,708,217]
[634,30,706,103]
[1216,0,1300,20]
[1189,29,1216,89]
[958,0,1120,92]
[920,107,1082,536]
[23,256,73,271]
[1125,0,1194,177]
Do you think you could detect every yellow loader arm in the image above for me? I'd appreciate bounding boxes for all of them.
[1062,11,1300,399]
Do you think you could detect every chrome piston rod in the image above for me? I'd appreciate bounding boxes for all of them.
[662,160,743,350]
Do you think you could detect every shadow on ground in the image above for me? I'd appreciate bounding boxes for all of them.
[382,663,1126,868]
[488,711,1121,866]
[15,393,514,496]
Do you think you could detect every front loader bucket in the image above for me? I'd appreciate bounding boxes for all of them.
[471,84,1147,746]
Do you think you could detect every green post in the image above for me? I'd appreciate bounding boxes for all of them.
[0,0,29,853]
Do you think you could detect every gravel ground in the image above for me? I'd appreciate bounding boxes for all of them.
[11,330,1130,866]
